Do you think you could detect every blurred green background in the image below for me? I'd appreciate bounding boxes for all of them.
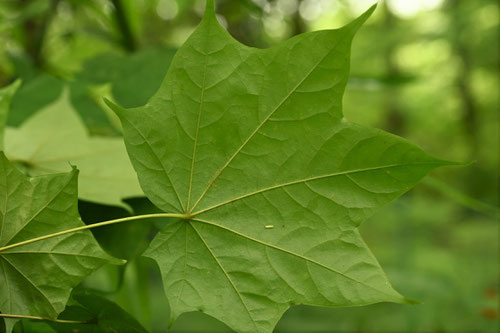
[0,0,498,332]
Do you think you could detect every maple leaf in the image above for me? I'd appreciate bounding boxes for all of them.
[0,153,120,332]
[4,89,143,208]
[106,2,452,332]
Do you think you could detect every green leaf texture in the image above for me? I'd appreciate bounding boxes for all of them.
[48,290,147,333]
[4,89,143,208]
[0,153,118,331]
[0,80,21,150]
[108,2,452,332]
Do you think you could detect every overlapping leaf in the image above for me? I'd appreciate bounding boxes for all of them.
[48,289,147,333]
[8,48,176,133]
[0,153,120,332]
[3,90,143,208]
[0,80,20,150]
[107,1,452,332]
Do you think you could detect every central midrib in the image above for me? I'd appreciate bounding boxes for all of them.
[191,217,401,301]
[188,25,355,213]
[186,22,211,211]
[192,161,445,216]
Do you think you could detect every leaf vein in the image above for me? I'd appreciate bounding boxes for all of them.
[190,26,356,211]
[174,223,189,311]
[3,174,73,246]
[194,162,442,215]
[191,218,401,300]
[121,116,185,212]
[0,163,8,243]
[1,251,105,259]
[1,255,57,316]
[186,34,210,210]
[0,258,13,312]
[190,221,258,330]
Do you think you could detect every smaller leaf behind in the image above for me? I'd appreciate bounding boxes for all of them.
[0,153,121,333]
[78,198,162,260]
[48,289,147,333]
[422,176,500,218]
[4,89,143,209]
[0,80,21,150]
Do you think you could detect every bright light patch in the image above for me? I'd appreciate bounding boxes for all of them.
[297,0,340,22]
[350,0,378,15]
[264,13,288,39]
[299,0,322,21]
[216,14,228,29]
[277,0,299,15]
[252,0,267,9]
[156,0,179,20]
[387,0,444,19]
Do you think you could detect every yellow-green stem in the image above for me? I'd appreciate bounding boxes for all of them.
[0,213,189,253]
[0,313,85,324]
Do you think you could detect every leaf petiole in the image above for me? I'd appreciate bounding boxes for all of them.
[0,313,86,324]
[0,213,190,252]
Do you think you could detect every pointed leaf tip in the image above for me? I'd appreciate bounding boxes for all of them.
[363,3,378,18]
[12,78,22,90]
[0,78,22,95]
[103,97,126,117]
[404,298,421,305]
[202,0,216,22]
[348,3,377,31]
[69,163,79,174]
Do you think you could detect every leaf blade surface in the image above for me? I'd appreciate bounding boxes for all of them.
[0,153,118,332]
[113,3,452,332]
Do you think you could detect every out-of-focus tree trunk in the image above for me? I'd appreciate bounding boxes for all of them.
[449,0,479,153]
[382,2,405,136]
[111,0,138,52]
[290,6,306,37]
[21,0,60,69]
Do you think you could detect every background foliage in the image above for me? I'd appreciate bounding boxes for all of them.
[0,0,498,332]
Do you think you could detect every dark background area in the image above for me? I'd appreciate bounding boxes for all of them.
[0,0,498,332]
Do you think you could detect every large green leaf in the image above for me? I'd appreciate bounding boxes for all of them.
[107,2,452,332]
[4,90,143,208]
[0,153,120,332]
